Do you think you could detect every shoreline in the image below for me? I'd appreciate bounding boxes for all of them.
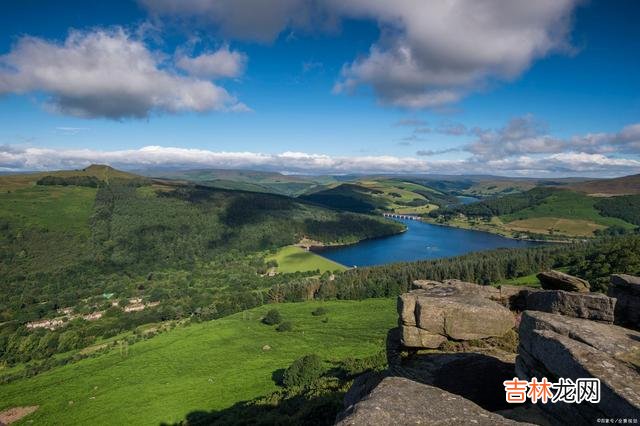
[416,217,579,244]
[300,226,409,253]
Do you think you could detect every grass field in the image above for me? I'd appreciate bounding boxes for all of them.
[0,185,96,235]
[0,164,138,191]
[500,191,634,229]
[0,299,396,425]
[431,189,636,239]
[268,245,347,274]
[496,273,541,287]
[496,266,570,287]
[504,217,606,237]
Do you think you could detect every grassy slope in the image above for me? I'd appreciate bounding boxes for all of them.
[429,189,636,239]
[0,299,396,425]
[499,190,634,233]
[142,169,326,197]
[0,164,138,191]
[300,179,441,214]
[268,245,347,274]
[0,185,96,235]
[569,173,640,195]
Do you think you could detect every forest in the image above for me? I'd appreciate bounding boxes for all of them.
[3,174,640,384]
[0,180,403,370]
[594,194,640,225]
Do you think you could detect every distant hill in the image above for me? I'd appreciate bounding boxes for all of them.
[136,168,332,196]
[429,186,637,238]
[299,179,456,214]
[0,164,141,190]
[569,173,640,196]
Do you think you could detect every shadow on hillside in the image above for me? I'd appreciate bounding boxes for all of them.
[164,391,342,426]
[167,329,516,425]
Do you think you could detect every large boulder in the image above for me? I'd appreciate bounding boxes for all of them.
[523,289,615,323]
[536,270,590,292]
[415,293,515,341]
[517,310,640,423]
[400,324,446,349]
[399,281,516,348]
[336,377,527,425]
[495,285,538,310]
[608,274,640,328]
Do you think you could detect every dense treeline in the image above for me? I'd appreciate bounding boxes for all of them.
[595,195,640,225]
[348,235,640,296]
[0,182,402,368]
[429,187,560,219]
[266,235,640,302]
[37,175,102,187]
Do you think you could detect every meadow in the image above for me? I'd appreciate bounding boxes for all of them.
[0,185,96,235]
[267,245,347,274]
[0,299,396,425]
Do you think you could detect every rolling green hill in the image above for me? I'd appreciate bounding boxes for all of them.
[0,299,396,425]
[569,173,640,195]
[0,166,402,372]
[428,187,637,238]
[0,164,141,191]
[139,168,331,197]
[299,179,455,214]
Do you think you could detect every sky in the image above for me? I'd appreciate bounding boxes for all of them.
[0,0,639,177]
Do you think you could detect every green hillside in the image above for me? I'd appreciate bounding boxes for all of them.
[299,179,454,214]
[141,168,329,197]
[0,167,402,372]
[569,173,640,195]
[428,187,637,238]
[0,299,396,425]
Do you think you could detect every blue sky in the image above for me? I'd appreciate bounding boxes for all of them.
[0,0,639,176]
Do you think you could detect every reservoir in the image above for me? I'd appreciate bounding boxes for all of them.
[316,218,540,267]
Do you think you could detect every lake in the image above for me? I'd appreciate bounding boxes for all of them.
[316,218,540,267]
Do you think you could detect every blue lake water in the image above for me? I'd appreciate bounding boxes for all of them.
[316,218,540,267]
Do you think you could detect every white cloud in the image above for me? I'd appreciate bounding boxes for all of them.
[140,0,330,43]
[2,144,639,177]
[467,115,564,160]
[140,0,580,109]
[176,45,247,79]
[467,116,640,160]
[0,28,248,119]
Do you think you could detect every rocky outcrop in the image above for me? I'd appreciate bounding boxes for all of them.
[336,377,527,426]
[608,274,640,328]
[516,310,640,423]
[536,270,590,292]
[522,289,615,323]
[415,293,515,341]
[399,324,446,349]
[398,281,515,348]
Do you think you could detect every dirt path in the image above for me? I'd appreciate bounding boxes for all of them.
[0,406,38,425]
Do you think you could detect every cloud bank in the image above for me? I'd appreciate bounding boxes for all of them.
[142,0,580,108]
[2,143,639,177]
[0,28,248,119]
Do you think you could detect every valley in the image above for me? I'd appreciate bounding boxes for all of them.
[1,166,640,425]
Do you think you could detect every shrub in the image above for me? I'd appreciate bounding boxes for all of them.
[311,307,329,316]
[276,321,293,332]
[262,309,282,325]
[282,354,324,388]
